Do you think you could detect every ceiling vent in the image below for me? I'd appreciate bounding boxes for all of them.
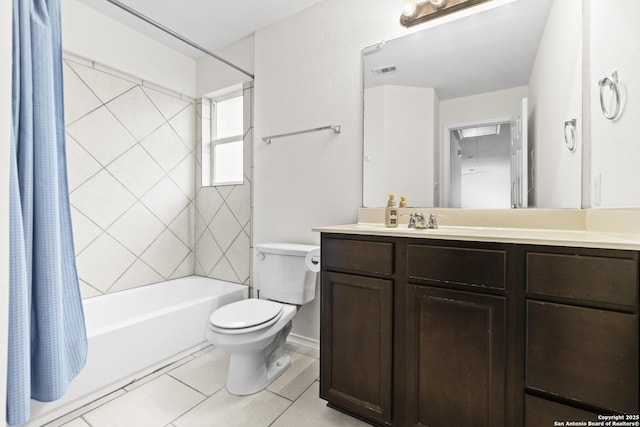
[371,65,398,76]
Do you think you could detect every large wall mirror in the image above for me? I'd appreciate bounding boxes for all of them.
[363,0,582,208]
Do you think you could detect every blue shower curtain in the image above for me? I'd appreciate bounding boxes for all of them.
[8,0,88,425]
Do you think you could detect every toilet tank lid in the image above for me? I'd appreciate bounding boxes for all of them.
[256,243,319,256]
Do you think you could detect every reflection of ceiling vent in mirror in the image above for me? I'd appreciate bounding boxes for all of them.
[371,65,398,76]
[457,124,501,139]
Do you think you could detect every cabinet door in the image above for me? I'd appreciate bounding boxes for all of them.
[405,285,506,427]
[527,301,639,413]
[320,271,393,425]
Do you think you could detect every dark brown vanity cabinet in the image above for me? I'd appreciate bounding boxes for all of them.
[524,248,640,422]
[320,234,640,427]
[405,285,506,426]
[320,236,395,425]
[320,234,513,426]
[404,243,510,427]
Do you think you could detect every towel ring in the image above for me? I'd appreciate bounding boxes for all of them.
[599,71,621,120]
[563,119,577,152]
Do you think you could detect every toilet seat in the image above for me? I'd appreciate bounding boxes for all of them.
[209,299,284,334]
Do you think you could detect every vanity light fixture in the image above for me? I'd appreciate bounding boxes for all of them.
[401,0,491,27]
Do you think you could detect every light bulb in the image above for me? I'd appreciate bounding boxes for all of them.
[429,0,447,9]
[402,0,418,17]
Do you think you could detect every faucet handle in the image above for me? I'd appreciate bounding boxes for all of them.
[427,213,438,229]
[402,213,417,228]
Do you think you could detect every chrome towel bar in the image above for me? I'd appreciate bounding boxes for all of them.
[262,125,341,144]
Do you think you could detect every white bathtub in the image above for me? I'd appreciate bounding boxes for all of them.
[26,276,247,426]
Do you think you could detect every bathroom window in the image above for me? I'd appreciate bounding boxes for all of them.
[203,88,244,186]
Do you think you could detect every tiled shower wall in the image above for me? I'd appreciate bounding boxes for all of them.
[63,53,253,298]
[194,83,253,287]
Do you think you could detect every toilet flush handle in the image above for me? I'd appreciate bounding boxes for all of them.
[256,251,265,261]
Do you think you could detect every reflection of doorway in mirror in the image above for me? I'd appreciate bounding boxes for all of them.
[448,121,511,208]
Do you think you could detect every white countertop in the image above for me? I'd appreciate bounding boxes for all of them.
[312,223,640,251]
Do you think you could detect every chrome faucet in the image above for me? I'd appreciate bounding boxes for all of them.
[402,212,437,229]
[403,213,417,228]
[427,213,438,229]
[403,213,427,228]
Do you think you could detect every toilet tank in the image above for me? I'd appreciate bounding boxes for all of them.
[256,243,320,305]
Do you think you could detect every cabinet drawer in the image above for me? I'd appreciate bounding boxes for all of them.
[322,238,394,275]
[527,252,638,308]
[407,244,506,289]
[526,301,639,413]
[525,395,599,426]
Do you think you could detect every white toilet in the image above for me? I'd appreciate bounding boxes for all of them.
[206,243,320,395]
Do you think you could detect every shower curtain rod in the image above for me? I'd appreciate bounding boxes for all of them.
[104,0,255,79]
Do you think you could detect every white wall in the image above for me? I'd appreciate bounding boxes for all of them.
[196,35,254,96]
[364,85,436,207]
[589,0,640,207]
[253,0,407,343]
[461,162,511,208]
[61,0,196,97]
[439,86,528,129]
[0,1,11,421]
[528,0,582,208]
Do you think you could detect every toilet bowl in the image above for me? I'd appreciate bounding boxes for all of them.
[206,243,320,395]
[207,299,297,395]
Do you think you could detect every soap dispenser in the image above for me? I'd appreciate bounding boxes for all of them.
[399,196,407,208]
[385,194,398,228]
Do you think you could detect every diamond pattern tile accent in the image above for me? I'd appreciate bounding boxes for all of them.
[71,169,136,230]
[107,145,165,199]
[66,106,137,166]
[78,280,102,300]
[225,183,251,227]
[210,256,240,283]
[226,231,251,283]
[195,188,223,225]
[140,229,190,278]
[195,230,223,275]
[107,86,165,141]
[110,260,164,294]
[65,135,101,192]
[76,233,136,293]
[170,252,195,280]
[169,105,196,149]
[194,210,207,242]
[169,153,195,200]
[64,54,253,297]
[141,123,190,173]
[194,82,253,288]
[68,60,137,104]
[209,204,242,252]
[64,54,198,297]
[63,61,102,124]
[169,204,195,249]
[70,207,102,255]
[141,176,190,226]
[107,202,165,257]
[143,87,191,120]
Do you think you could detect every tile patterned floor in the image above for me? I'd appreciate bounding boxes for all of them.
[44,345,370,427]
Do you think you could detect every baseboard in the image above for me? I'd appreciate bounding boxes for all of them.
[287,333,320,359]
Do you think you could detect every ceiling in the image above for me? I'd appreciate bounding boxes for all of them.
[75,0,323,58]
